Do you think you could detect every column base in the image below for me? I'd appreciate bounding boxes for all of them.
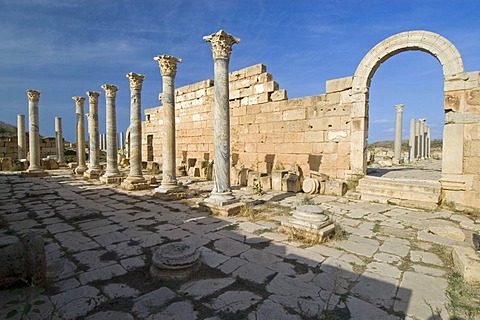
[100,173,124,184]
[200,199,246,217]
[75,165,88,175]
[204,191,236,207]
[84,169,102,179]
[21,169,49,178]
[153,184,188,200]
[121,176,149,191]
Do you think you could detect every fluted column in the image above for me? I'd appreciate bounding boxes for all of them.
[100,84,121,181]
[204,30,240,205]
[122,72,146,188]
[73,96,87,174]
[393,104,404,164]
[153,55,182,193]
[85,91,101,178]
[17,114,26,160]
[26,90,44,173]
[426,126,431,159]
[55,117,65,165]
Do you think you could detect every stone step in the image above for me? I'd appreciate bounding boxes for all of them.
[357,176,441,194]
[356,176,441,209]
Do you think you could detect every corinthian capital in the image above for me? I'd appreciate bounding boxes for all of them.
[86,91,100,104]
[126,72,146,91]
[154,55,182,77]
[395,104,404,112]
[203,29,240,60]
[72,96,85,107]
[26,90,41,102]
[101,84,119,98]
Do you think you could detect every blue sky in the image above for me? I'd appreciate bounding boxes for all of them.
[1,0,479,143]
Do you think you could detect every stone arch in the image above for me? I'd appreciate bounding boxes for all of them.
[349,30,465,176]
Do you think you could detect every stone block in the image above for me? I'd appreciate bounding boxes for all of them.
[452,246,480,283]
[244,64,267,77]
[282,173,301,192]
[283,109,306,121]
[324,180,347,196]
[270,89,288,101]
[259,175,272,190]
[271,170,288,191]
[0,157,12,171]
[326,76,353,93]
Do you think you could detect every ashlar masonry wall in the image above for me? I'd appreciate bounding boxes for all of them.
[142,63,354,182]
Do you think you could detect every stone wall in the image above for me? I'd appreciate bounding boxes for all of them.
[142,64,353,182]
[0,136,58,159]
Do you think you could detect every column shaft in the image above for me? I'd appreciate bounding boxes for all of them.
[408,118,415,163]
[101,84,121,179]
[55,117,65,164]
[125,72,145,182]
[393,104,403,164]
[26,90,43,172]
[419,119,426,159]
[73,97,87,174]
[86,91,101,176]
[17,114,26,160]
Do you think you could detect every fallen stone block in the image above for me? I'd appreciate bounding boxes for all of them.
[452,246,480,283]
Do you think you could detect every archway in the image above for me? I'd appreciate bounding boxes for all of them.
[349,30,464,177]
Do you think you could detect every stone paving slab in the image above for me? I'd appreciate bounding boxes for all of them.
[1,172,479,319]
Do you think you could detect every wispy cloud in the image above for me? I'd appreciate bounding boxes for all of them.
[371,119,391,124]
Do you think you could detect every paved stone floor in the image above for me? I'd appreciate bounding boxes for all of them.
[0,168,479,319]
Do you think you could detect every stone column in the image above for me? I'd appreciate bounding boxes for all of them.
[25,90,45,174]
[17,114,26,160]
[73,96,87,174]
[100,84,121,183]
[408,118,415,163]
[85,91,101,178]
[153,55,182,194]
[204,30,240,205]
[419,118,426,159]
[55,117,65,165]
[122,72,148,190]
[393,104,404,164]
[414,120,420,159]
[426,126,431,159]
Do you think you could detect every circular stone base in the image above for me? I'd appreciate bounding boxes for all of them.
[150,260,201,281]
[150,241,201,281]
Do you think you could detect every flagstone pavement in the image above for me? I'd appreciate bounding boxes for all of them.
[0,169,479,319]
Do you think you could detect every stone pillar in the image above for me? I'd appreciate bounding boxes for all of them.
[100,84,122,183]
[408,118,415,163]
[393,104,404,164]
[85,91,101,178]
[153,55,182,194]
[204,30,240,205]
[122,72,148,190]
[426,126,431,159]
[414,120,420,159]
[73,96,87,174]
[55,117,65,165]
[119,132,124,150]
[419,118,426,160]
[25,90,45,175]
[17,114,26,160]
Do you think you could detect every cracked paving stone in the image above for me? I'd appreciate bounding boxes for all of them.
[132,287,176,318]
[233,262,276,284]
[181,277,236,299]
[79,264,127,285]
[214,237,250,256]
[207,290,262,313]
[51,285,106,319]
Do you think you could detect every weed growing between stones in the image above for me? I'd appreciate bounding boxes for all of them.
[372,222,381,233]
[252,178,263,195]
[446,272,480,320]
[300,195,315,205]
[4,276,47,319]
[282,222,346,246]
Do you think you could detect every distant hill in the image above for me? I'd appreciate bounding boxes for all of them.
[368,139,443,151]
[0,121,17,136]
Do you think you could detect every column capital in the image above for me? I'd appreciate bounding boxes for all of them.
[395,104,404,112]
[72,96,85,106]
[419,118,426,123]
[154,55,182,77]
[86,91,101,104]
[101,84,119,97]
[26,90,41,102]
[126,72,146,91]
[203,29,240,60]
